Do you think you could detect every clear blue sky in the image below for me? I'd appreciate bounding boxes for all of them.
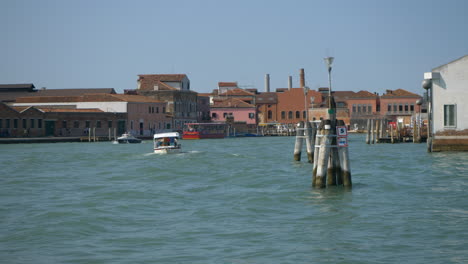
[1,0,467,95]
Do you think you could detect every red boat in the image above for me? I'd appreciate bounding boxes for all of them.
[182,123,227,139]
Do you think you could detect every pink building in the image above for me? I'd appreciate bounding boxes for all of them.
[210,98,256,125]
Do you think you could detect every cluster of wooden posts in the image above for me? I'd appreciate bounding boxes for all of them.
[365,119,424,144]
[80,128,118,142]
[294,119,352,188]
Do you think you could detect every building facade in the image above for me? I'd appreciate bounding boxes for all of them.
[425,55,468,151]
[135,74,197,131]
[12,93,172,137]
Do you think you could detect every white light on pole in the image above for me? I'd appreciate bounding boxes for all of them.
[324,57,334,109]
[304,85,309,121]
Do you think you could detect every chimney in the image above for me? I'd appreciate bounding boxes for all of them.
[288,76,292,90]
[299,68,305,88]
[265,74,270,92]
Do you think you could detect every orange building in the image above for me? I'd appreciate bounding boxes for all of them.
[276,88,323,125]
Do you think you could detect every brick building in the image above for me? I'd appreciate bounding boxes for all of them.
[276,87,322,125]
[380,89,421,125]
[12,93,171,137]
[135,74,197,131]
[0,102,126,137]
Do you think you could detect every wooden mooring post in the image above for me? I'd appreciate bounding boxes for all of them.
[304,121,314,163]
[366,119,371,144]
[294,121,315,163]
[312,119,352,188]
[293,121,304,161]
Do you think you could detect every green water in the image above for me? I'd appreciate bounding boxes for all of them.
[1,135,467,263]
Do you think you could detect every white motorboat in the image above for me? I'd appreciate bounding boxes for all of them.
[116,133,142,144]
[153,132,181,154]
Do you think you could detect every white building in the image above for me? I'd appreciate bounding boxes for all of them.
[424,55,468,151]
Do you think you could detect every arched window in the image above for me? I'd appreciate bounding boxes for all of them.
[303,111,306,119]
[288,111,293,119]
[268,110,272,119]
[281,111,286,119]
[295,111,300,118]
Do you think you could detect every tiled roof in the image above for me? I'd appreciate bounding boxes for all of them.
[381,89,420,98]
[157,81,178,90]
[218,82,238,87]
[11,106,31,112]
[0,83,35,89]
[219,88,255,96]
[212,98,255,108]
[16,96,82,103]
[15,93,163,103]
[38,108,104,113]
[349,90,376,98]
[35,88,116,96]
[137,74,187,91]
[0,92,37,102]
[138,74,187,82]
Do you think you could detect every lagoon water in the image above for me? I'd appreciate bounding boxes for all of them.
[1,134,467,263]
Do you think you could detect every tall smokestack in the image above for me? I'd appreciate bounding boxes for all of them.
[299,68,305,88]
[288,76,292,90]
[265,74,270,92]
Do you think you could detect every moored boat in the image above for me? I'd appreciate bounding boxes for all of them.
[116,133,142,144]
[154,132,181,154]
[182,123,226,139]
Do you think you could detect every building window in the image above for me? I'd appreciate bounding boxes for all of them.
[223,113,227,118]
[387,104,391,112]
[357,105,361,113]
[0,119,2,128]
[363,106,366,113]
[96,121,101,128]
[6,119,11,128]
[108,121,112,128]
[249,113,255,119]
[410,104,414,112]
[288,111,293,119]
[74,121,80,128]
[163,107,166,113]
[14,119,18,129]
[38,119,42,129]
[444,104,456,127]
[404,104,409,112]
[295,111,300,118]
[399,104,403,112]
[393,104,397,112]
[156,107,159,113]
[281,111,286,119]
[62,121,66,129]
[268,110,272,119]
[22,119,27,129]
[212,113,217,118]
[353,104,356,113]
[303,111,306,119]
[85,121,90,128]
[368,105,372,113]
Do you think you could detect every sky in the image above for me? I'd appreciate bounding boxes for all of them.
[1,0,467,95]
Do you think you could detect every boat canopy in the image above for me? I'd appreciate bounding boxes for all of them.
[154,132,180,139]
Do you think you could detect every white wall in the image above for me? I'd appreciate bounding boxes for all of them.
[432,55,468,133]
[76,102,127,112]
[13,101,128,113]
